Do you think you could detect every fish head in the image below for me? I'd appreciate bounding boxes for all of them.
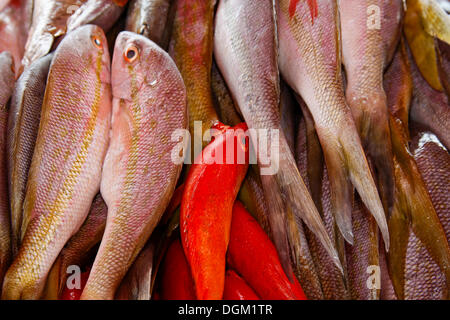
[56,24,111,86]
[112,31,171,100]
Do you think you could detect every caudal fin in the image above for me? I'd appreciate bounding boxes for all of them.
[318,122,390,251]
[296,95,324,215]
[259,133,342,276]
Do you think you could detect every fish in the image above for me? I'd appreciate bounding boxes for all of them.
[436,39,450,99]
[404,0,450,92]
[211,62,243,126]
[404,128,449,299]
[0,51,15,295]
[67,0,129,34]
[0,0,31,77]
[280,83,299,154]
[7,53,53,257]
[125,0,173,48]
[294,94,323,215]
[169,0,218,153]
[158,237,196,300]
[339,0,403,210]
[345,197,380,300]
[210,63,272,236]
[223,270,259,300]
[383,39,413,133]
[214,0,341,278]
[409,41,450,152]
[43,194,107,299]
[279,85,324,300]
[116,189,183,300]
[2,24,112,300]
[212,72,272,235]
[296,117,349,300]
[115,236,155,300]
[388,118,450,299]
[277,0,389,249]
[21,0,87,68]
[81,31,187,299]
[383,40,450,300]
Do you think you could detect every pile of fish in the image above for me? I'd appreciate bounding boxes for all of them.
[0,0,449,300]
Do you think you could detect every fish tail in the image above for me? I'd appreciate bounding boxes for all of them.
[366,117,395,213]
[333,124,390,250]
[349,90,395,214]
[388,117,450,299]
[319,136,354,245]
[10,198,22,258]
[260,136,342,276]
[297,96,324,214]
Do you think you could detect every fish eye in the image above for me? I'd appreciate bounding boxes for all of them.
[124,45,139,63]
[91,35,102,49]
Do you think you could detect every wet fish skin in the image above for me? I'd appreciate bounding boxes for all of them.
[383,39,413,133]
[0,0,30,77]
[409,42,450,151]
[115,237,155,300]
[67,0,128,33]
[214,0,341,277]
[296,117,349,300]
[0,52,15,295]
[280,83,299,154]
[41,193,106,299]
[345,198,380,300]
[2,25,112,300]
[81,31,187,300]
[388,118,450,300]
[403,129,449,300]
[170,0,218,153]
[22,0,87,68]
[58,194,107,296]
[125,0,172,48]
[277,0,389,249]
[294,94,323,215]
[210,63,270,235]
[211,62,243,126]
[383,41,450,299]
[7,53,53,257]
[339,0,403,211]
[435,39,450,100]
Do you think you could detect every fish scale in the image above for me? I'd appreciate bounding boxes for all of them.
[169,0,218,152]
[214,0,342,279]
[125,0,173,48]
[340,0,403,212]
[22,0,87,68]
[2,25,112,300]
[277,0,389,249]
[399,130,450,300]
[0,52,15,295]
[81,32,187,299]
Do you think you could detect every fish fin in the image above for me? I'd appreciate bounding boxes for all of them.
[435,38,450,99]
[334,124,390,250]
[319,136,354,245]
[347,90,395,215]
[260,135,342,276]
[42,255,62,300]
[386,194,410,300]
[388,116,450,298]
[296,95,324,215]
